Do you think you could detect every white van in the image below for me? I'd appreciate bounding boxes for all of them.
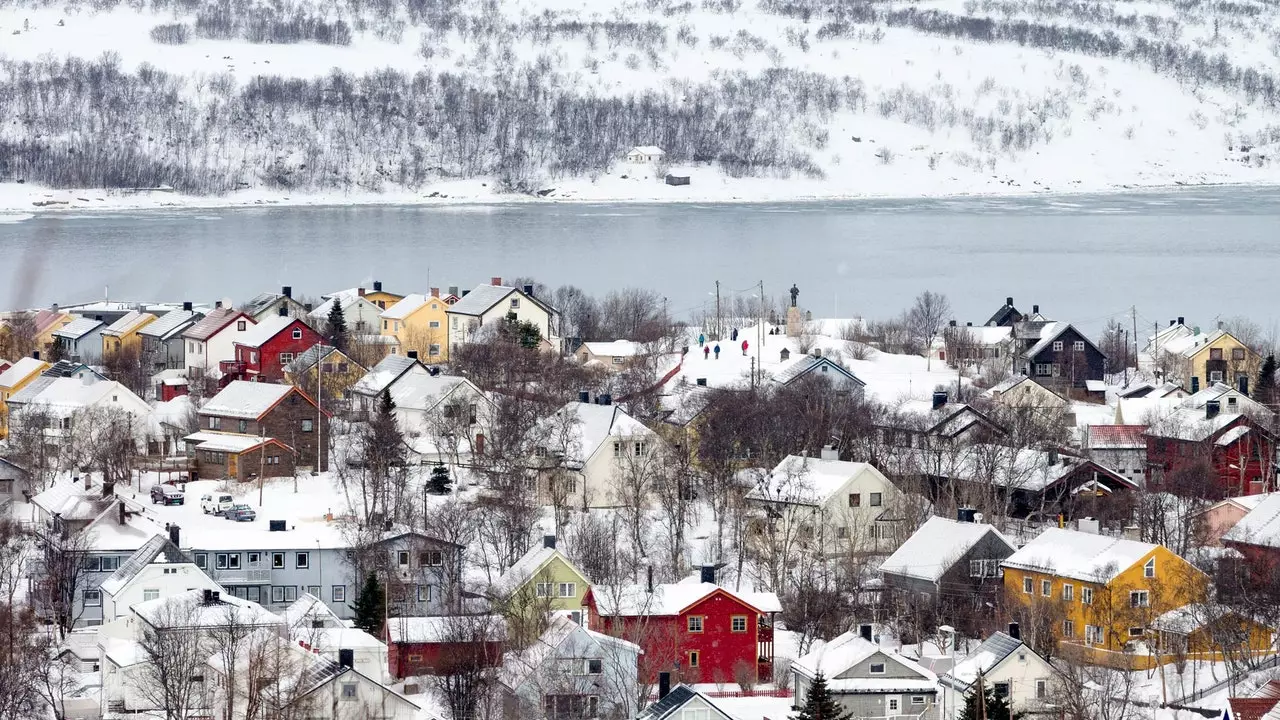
[201,493,235,515]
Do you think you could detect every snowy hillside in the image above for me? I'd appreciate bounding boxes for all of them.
[3,0,1280,207]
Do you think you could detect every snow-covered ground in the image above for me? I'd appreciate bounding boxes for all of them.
[3,0,1280,209]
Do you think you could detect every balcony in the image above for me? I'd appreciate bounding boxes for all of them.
[212,568,271,584]
[758,622,774,643]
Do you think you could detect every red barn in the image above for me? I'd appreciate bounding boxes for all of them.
[224,312,322,383]
[1145,402,1276,499]
[584,567,781,686]
[383,615,506,680]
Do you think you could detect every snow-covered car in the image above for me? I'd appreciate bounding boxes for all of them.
[200,493,234,515]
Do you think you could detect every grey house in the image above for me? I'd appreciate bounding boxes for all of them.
[879,514,1016,600]
[139,307,202,371]
[52,316,106,364]
[791,632,940,720]
[0,458,30,506]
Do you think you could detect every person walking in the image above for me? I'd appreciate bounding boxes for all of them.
[698,333,705,347]
[742,339,749,356]
[703,345,710,359]
[713,344,721,359]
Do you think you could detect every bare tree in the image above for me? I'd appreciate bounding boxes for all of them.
[429,614,504,720]
[130,597,210,720]
[907,291,952,365]
[35,521,94,639]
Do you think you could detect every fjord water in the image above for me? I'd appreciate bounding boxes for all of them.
[4,187,1279,333]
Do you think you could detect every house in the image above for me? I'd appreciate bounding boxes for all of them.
[6,375,153,451]
[42,358,106,380]
[280,651,422,720]
[284,344,365,410]
[1221,493,1280,575]
[1084,425,1151,487]
[500,615,642,720]
[138,306,201,371]
[226,312,323,383]
[1001,527,1209,664]
[380,291,451,361]
[283,593,390,683]
[384,614,506,679]
[192,380,330,473]
[243,286,309,322]
[350,354,427,417]
[1221,680,1280,720]
[309,293,383,335]
[745,453,909,554]
[933,322,1015,370]
[982,375,1070,414]
[1148,604,1273,663]
[1017,322,1106,390]
[446,279,561,356]
[986,297,1026,327]
[878,514,1016,628]
[99,531,221,623]
[790,631,939,719]
[575,340,643,370]
[1169,329,1262,395]
[489,536,592,625]
[532,399,664,509]
[626,146,666,164]
[180,306,258,382]
[585,566,781,685]
[0,458,30,505]
[1144,403,1276,497]
[636,685,736,720]
[1144,318,1194,360]
[939,629,1055,719]
[771,352,865,394]
[322,281,404,311]
[52,316,107,364]
[385,370,491,444]
[0,355,50,438]
[99,310,157,360]
[1184,381,1273,418]
[1197,494,1273,546]
[1117,380,1187,400]
[1,308,77,354]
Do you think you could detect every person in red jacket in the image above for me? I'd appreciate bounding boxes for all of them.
[741,339,749,356]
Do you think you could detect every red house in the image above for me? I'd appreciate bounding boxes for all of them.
[584,567,781,686]
[383,615,505,679]
[224,311,322,383]
[1145,402,1276,499]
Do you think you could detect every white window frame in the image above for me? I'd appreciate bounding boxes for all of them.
[1144,558,1155,578]
[1041,579,1052,596]
[1023,576,1033,594]
[1035,679,1048,699]
[869,662,886,674]
[535,582,553,598]
[296,552,309,569]
[1082,586,1093,605]
[1052,340,1063,352]
[332,585,346,603]
[292,328,303,340]
[1073,341,1085,351]
[1062,620,1074,637]
[1062,584,1074,602]
[83,588,102,606]
[558,582,576,598]
[1130,590,1150,608]
[143,588,159,602]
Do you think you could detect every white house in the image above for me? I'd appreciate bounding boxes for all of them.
[790,632,939,719]
[386,371,492,441]
[181,307,258,380]
[575,340,643,371]
[982,375,1070,412]
[99,533,222,623]
[533,400,664,509]
[500,615,642,720]
[636,685,736,720]
[310,294,383,335]
[53,316,107,364]
[7,374,153,450]
[939,630,1055,720]
[446,279,560,355]
[283,593,391,684]
[744,453,907,554]
[625,146,666,164]
[771,354,866,394]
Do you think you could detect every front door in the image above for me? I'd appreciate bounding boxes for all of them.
[886,695,901,719]
[228,453,238,478]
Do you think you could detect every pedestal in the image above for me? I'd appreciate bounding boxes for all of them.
[786,306,802,337]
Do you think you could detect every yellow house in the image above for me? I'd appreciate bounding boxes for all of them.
[0,356,51,438]
[489,537,591,644]
[0,309,73,360]
[380,292,450,362]
[323,281,405,312]
[1172,329,1261,395]
[100,311,157,359]
[1002,527,1217,667]
[284,344,366,407]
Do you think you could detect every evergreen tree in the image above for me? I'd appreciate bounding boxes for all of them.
[428,463,452,495]
[326,299,348,351]
[792,672,854,720]
[959,685,1012,720]
[350,572,385,636]
[1258,354,1277,406]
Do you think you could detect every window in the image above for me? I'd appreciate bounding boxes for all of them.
[1023,577,1033,594]
[271,586,285,603]
[1062,620,1074,637]
[1062,584,1074,602]
[333,585,346,603]
[888,698,900,712]
[687,651,699,668]
[237,419,248,433]
[1144,558,1155,578]
[417,585,433,602]
[429,344,441,357]
[420,551,444,567]
[84,556,102,572]
[1128,627,1144,638]
[279,352,294,365]
[612,356,624,365]
[731,615,748,633]
[634,442,645,457]
[848,493,861,507]
[1073,341,1085,351]
[291,328,303,340]
[510,298,520,309]
[301,419,313,433]
[687,616,704,633]
[397,551,410,567]
[1130,590,1149,608]
[237,320,247,331]
[216,553,229,569]
[102,556,119,571]
[1036,679,1048,699]
[143,588,159,602]
[544,695,598,719]
[587,658,603,674]
[246,552,260,566]
[209,416,221,430]
[1210,348,1223,360]
[911,696,926,706]
[296,552,309,569]
[1041,579,1052,596]
[993,682,1010,698]
[1035,363,1052,376]
[429,321,440,329]
[1233,347,1246,360]
[1086,625,1105,645]
[383,320,389,330]
[836,526,850,539]
[1210,370,1224,382]
[1052,341,1063,352]
[272,552,285,569]
[869,492,882,507]
[1082,587,1093,605]
[249,351,257,364]
[307,585,320,597]
[284,586,297,602]
[970,559,1000,578]
[535,583,553,597]
[195,553,207,569]
[558,582,576,598]
[613,442,622,458]
[341,683,357,700]
[83,589,102,606]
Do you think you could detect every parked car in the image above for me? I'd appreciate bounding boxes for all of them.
[223,504,256,522]
[200,493,235,515]
[150,485,184,505]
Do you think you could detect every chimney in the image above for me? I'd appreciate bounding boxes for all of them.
[357,288,366,297]
[1169,320,1175,327]
[696,377,707,386]
[32,350,39,360]
[51,303,59,312]
[448,286,459,297]
[116,500,125,525]
[430,288,440,298]
[598,393,612,406]
[1047,449,1058,465]
[339,648,354,668]
[813,348,822,358]
[646,565,654,593]
[957,507,976,523]
[303,303,312,313]
[1007,622,1021,640]
[215,300,223,309]
[1218,320,1225,330]
[1207,400,1221,419]
[1006,296,1013,307]
[211,590,220,603]
[102,479,114,497]
[202,589,213,604]
[523,284,534,297]
[183,301,192,311]
[658,672,671,700]
[578,391,590,403]
[820,445,839,461]
[491,277,502,286]
[700,565,715,585]
[543,535,556,550]
[966,321,973,326]
[168,523,180,547]
[373,281,383,293]
[859,624,873,641]
[949,320,956,327]
[932,391,947,410]
[1033,304,1039,314]
[278,305,288,317]
[407,350,419,360]
[80,475,87,490]
[1178,316,1185,325]
[282,286,292,299]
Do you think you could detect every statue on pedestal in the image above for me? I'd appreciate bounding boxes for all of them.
[789,284,799,308]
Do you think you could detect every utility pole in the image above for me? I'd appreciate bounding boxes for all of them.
[715,280,721,341]
[1131,305,1138,380]
[758,280,764,374]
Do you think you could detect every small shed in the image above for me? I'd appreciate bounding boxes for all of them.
[664,174,690,186]
[626,146,666,164]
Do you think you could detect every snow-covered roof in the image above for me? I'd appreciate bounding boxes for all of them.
[31,480,114,521]
[501,615,640,690]
[539,401,655,467]
[184,431,284,453]
[940,631,1027,690]
[771,354,865,387]
[589,581,780,617]
[235,315,297,348]
[286,344,347,376]
[490,544,587,597]
[52,316,103,340]
[629,145,665,155]
[8,377,146,418]
[134,589,282,629]
[139,309,199,340]
[384,615,507,643]
[1223,493,1280,549]
[379,293,429,320]
[1216,425,1252,447]
[100,533,192,596]
[0,356,46,388]
[447,285,520,317]
[350,354,421,398]
[388,373,471,411]
[581,340,641,358]
[1145,407,1243,442]
[308,294,375,321]
[100,310,155,337]
[792,632,937,693]
[182,307,249,341]
[1150,603,1246,635]
[200,381,295,419]
[1002,527,1162,583]
[930,445,1130,493]
[879,517,1014,582]
[746,455,884,507]
[101,637,148,668]
[1022,322,1101,359]
[283,592,343,629]
[1086,425,1149,450]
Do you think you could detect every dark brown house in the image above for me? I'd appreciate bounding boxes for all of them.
[1018,322,1106,390]
[186,381,330,480]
